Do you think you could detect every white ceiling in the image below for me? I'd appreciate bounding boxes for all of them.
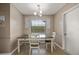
[12,3,66,15]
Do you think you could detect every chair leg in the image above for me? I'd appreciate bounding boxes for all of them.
[38,47,40,54]
[29,47,31,55]
[53,43,56,49]
[46,43,48,49]
[53,45,55,49]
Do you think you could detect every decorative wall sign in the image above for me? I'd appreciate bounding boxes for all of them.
[0,16,5,24]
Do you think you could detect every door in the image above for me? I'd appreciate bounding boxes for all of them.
[64,5,79,54]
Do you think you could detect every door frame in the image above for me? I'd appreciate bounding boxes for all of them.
[62,4,79,50]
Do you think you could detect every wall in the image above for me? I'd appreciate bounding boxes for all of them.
[53,3,77,49]
[10,4,24,52]
[24,15,53,36]
[0,4,10,53]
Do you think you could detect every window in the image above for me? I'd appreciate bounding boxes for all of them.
[31,20,46,33]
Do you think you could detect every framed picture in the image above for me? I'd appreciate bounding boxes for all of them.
[0,16,5,24]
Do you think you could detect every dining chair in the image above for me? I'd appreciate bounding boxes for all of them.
[17,36,29,53]
[45,39,51,49]
[45,32,56,49]
[29,39,40,55]
[29,33,40,55]
[52,32,56,49]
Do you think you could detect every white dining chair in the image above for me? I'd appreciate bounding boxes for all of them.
[29,39,40,55]
[29,33,40,55]
[45,39,51,49]
[52,32,56,49]
[45,32,56,49]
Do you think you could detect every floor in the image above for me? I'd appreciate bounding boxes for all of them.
[13,43,64,55]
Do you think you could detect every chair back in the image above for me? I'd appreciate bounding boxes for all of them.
[52,32,56,38]
[29,33,38,39]
[52,32,56,41]
[30,39,39,43]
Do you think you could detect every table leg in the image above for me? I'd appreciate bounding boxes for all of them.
[51,40,53,53]
[18,40,20,53]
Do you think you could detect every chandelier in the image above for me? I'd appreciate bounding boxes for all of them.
[33,4,43,17]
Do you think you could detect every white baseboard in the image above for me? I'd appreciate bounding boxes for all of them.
[0,53,11,55]
[10,46,18,55]
[54,42,63,50]
[0,47,18,55]
[0,47,17,55]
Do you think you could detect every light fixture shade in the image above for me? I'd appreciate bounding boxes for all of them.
[40,10,42,14]
[34,12,37,15]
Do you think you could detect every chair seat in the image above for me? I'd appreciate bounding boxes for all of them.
[30,43,39,46]
[45,40,51,42]
[45,40,51,49]
[31,44,39,46]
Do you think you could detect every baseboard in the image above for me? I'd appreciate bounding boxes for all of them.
[64,51,71,55]
[0,48,18,55]
[0,53,11,55]
[0,47,18,55]
[54,42,63,50]
[10,46,18,55]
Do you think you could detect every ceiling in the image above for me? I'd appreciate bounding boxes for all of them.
[12,3,66,15]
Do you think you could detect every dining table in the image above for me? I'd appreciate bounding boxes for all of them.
[17,37,54,54]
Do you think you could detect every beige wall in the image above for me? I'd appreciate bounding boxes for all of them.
[53,3,77,48]
[0,4,10,53]
[10,4,24,51]
[24,15,53,36]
